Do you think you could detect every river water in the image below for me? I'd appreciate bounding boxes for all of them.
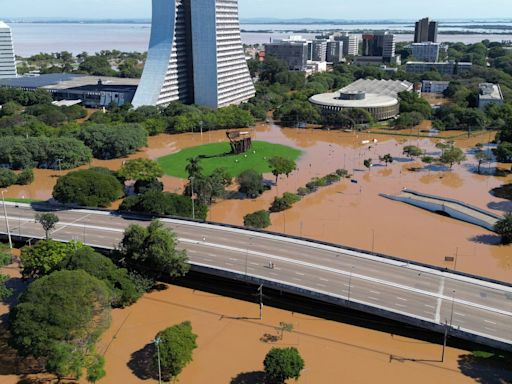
[8,22,512,56]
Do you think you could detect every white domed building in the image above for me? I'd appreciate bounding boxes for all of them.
[309,79,413,121]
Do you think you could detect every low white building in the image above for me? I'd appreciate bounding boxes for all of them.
[422,80,450,94]
[0,21,17,79]
[478,83,504,110]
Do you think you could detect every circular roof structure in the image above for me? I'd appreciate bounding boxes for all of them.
[309,91,398,109]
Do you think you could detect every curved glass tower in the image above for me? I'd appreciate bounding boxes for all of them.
[133,0,255,109]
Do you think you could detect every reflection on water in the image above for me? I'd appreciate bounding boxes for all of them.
[5,122,512,282]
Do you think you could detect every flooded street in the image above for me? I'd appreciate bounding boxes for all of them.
[5,123,512,283]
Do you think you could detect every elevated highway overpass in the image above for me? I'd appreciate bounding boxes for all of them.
[1,202,511,351]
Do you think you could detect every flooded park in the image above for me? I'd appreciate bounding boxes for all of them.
[5,121,512,282]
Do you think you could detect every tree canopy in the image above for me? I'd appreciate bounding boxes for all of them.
[263,347,305,384]
[53,168,124,207]
[119,220,190,278]
[155,321,198,381]
[118,158,163,182]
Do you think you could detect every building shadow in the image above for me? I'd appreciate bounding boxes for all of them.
[127,342,156,381]
[458,353,512,384]
[230,371,266,384]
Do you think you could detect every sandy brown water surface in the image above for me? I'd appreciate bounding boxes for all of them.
[4,123,512,282]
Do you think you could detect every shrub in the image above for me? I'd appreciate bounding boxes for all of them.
[53,168,124,207]
[244,210,271,229]
[324,173,341,184]
[237,169,265,198]
[16,168,34,185]
[335,169,349,178]
[297,187,310,196]
[270,197,292,213]
[0,168,17,188]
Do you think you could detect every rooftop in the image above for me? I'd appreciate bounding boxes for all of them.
[0,21,10,30]
[340,79,413,98]
[310,92,398,108]
[479,83,503,101]
[0,73,139,90]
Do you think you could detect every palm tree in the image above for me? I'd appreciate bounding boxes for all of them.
[185,157,203,179]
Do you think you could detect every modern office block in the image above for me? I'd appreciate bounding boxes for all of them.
[406,61,472,75]
[326,40,343,63]
[312,40,328,62]
[334,32,359,56]
[0,21,17,79]
[411,42,441,62]
[362,32,396,61]
[133,0,255,109]
[265,37,311,71]
[414,17,438,43]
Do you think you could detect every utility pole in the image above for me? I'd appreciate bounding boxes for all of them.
[154,336,162,384]
[454,247,459,271]
[258,284,263,320]
[190,177,195,220]
[57,158,63,175]
[1,191,12,249]
[441,322,449,362]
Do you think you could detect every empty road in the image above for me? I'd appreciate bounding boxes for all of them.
[1,203,511,349]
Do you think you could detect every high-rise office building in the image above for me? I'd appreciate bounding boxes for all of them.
[312,40,328,62]
[326,40,343,63]
[133,0,255,109]
[0,21,17,79]
[362,32,396,61]
[265,36,311,71]
[414,17,438,43]
[334,32,359,56]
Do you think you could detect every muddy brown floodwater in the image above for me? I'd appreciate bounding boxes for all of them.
[4,123,512,283]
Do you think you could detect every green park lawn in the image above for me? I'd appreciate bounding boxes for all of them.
[157,141,302,179]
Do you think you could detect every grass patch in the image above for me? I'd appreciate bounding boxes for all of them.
[157,141,302,179]
[3,198,43,204]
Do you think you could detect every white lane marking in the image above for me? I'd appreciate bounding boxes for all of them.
[396,303,407,308]
[370,290,381,295]
[269,272,278,276]
[247,267,256,271]
[7,203,512,295]
[435,277,445,323]
[454,312,466,317]
[485,320,497,325]
[225,263,234,267]
[424,304,436,309]
[397,297,408,302]
[293,278,303,282]
[188,250,198,254]
[317,283,327,288]
[229,258,238,261]
[319,277,329,282]
[250,262,259,266]
[484,327,496,332]
[368,296,380,301]
[295,272,306,276]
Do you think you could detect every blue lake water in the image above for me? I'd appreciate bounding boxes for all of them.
[8,22,512,56]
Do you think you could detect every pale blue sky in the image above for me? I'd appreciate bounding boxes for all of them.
[0,0,509,20]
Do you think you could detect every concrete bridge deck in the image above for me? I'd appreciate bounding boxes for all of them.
[1,202,511,351]
[381,189,502,231]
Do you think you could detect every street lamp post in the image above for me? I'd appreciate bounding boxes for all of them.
[154,336,162,384]
[1,191,12,249]
[190,177,195,220]
[56,158,63,175]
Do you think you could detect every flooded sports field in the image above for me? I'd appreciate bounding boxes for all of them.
[4,122,512,282]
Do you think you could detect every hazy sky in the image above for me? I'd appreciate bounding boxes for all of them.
[1,0,509,20]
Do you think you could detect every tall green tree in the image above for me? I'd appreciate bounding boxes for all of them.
[263,347,305,384]
[155,321,198,381]
[20,240,82,279]
[495,213,512,245]
[120,220,189,278]
[35,212,59,240]
[439,146,467,169]
[10,270,112,380]
[268,156,296,183]
[118,158,163,182]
